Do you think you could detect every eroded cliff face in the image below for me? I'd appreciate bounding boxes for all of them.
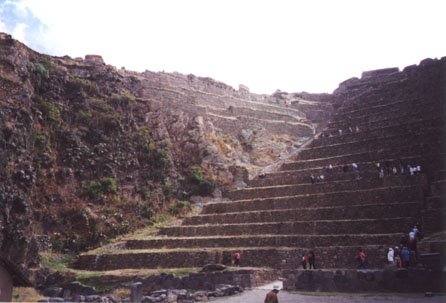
[0,33,332,276]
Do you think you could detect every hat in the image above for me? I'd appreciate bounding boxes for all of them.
[273,285,280,290]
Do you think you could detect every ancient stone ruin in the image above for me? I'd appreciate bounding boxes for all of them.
[0,32,445,301]
[72,58,446,293]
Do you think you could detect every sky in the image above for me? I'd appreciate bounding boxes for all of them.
[0,0,445,94]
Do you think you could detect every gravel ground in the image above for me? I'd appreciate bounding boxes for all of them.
[211,290,446,303]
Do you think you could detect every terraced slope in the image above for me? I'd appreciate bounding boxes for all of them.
[72,57,445,272]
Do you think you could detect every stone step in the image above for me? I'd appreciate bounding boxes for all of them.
[126,233,402,250]
[313,117,444,148]
[297,132,443,161]
[249,170,377,187]
[226,176,423,201]
[158,217,415,237]
[183,202,421,226]
[72,245,393,270]
[329,103,442,130]
[254,154,446,187]
[250,165,431,188]
[204,185,423,214]
[332,98,441,123]
[281,146,443,171]
[431,179,446,195]
[425,195,446,209]
[421,208,446,234]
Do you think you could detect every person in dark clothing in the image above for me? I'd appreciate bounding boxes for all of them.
[264,286,280,303]
[301,254,308,269]
[308,251,316,269]
[357,248,367,269]
[401,246,410,268]
[310,174,316,184]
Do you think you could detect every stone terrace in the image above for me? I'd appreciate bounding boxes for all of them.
[72,58,445,273]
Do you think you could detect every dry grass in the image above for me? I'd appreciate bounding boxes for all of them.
[12,287,45,302]
[110,287,130,298]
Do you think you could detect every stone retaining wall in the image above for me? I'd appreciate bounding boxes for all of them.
[283,268,446,292]
[203,186,422,214]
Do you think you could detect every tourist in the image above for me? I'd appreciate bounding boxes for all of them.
[352,163,361,180]
[357,248,367,269]
[376,162,381,172]
[400,234,408,248]
[319,174,325,182]
[259,172,266,179]
[310,174,316,184]
[355,126,360,132]
[412,223,424,241]
[408,232,418,265]
[387,247,394,265]
[234,252,241,267]
[349,126,353,133]
[399,161,405,175]
[264,285,280,303]
[401,246,410,268]
[392,166,398,175]
[407,164,414,175]
[416,165,421,174]
[385,160,391,176]
[338,129,343,136]
[379,168,385,179]
[394,246,402,268]
[301,253,308,269]
[308,251,316,269]
[343,164,349,173]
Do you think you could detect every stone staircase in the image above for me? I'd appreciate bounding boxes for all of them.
[72,58,445,274]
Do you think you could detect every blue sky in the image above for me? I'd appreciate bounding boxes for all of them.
[1,0,445,94]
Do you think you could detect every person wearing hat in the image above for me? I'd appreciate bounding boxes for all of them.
[264,285,280,303]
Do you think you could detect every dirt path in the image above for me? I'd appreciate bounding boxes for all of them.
[211,282,445,303]
[211,289,446,303]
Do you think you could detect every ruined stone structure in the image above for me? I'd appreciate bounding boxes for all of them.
[0,33,329,286]
[72,58,445,281]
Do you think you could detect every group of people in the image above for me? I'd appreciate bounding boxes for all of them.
[320,126,360,138]
[387,224,423,268]
[310,162,362,183]
[376,161,422,178]
[301,251,316,269]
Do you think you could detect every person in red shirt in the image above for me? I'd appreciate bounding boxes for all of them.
[234,252,241,267]
[357,248,367,269]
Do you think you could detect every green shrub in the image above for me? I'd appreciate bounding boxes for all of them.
[76,110,93,124]
[36,99,61,123]
[33,63,49,79]
[190,165,215,196]
[69,76,98,94]
[191,165,206,184]
[88,98,113,112]
[34,133,49,150]
[98,112,121,131]
[110,93,136,107]
[140,201,153,219]
[168,200,191,216]
[83,177,117,200]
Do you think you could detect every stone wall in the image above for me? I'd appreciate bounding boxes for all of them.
[283,268,446,292]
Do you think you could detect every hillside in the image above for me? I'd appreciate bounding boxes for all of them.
[0,33,331,277]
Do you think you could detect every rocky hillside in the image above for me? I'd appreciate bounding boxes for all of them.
[0,33,332,276]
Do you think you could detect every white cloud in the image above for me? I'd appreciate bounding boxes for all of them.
[2,0,446,93]
[11,22,27,43]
